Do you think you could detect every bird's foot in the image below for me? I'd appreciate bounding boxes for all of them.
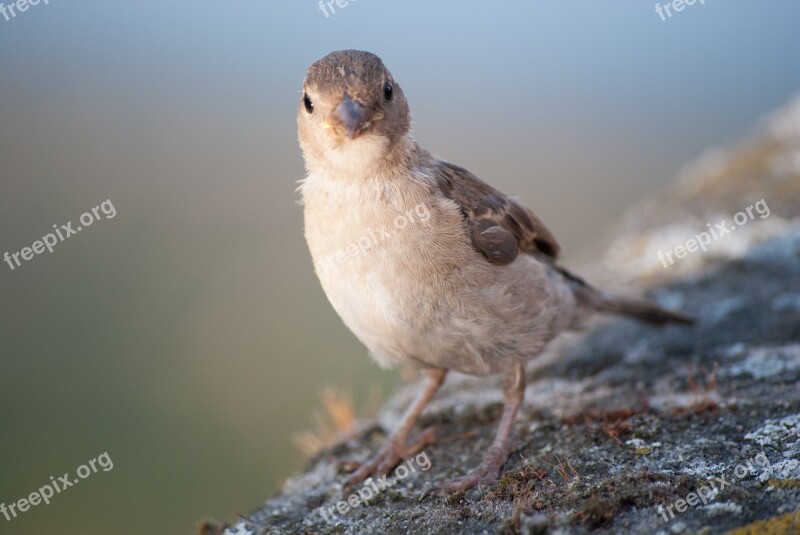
[342,426,438,494]
[436,445,509,494]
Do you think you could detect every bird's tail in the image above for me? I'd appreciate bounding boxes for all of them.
[587,294,695,325]
[556,266,695,326]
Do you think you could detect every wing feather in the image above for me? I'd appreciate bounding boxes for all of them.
[432,160,560,264]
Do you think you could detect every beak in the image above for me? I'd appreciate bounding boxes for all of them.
[329,96,371,139]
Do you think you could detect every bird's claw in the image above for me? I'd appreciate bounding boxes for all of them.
[341,426,438,495]
[434,446,508,494]
[437,466,499,494]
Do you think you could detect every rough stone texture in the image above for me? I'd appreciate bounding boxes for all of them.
[212,98,800,535]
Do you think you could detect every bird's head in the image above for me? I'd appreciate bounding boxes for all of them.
[297,50,411,175]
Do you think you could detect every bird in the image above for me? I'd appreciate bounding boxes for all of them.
[296,49,693,494]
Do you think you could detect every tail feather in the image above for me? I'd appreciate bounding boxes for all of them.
[555,265,695,326]
[590,295,695,325]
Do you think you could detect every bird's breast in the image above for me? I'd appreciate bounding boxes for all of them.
[301,172,472,366]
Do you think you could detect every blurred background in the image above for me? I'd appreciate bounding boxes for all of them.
[1,1,799,533]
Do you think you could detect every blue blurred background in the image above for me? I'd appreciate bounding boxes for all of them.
[1,1,799,533]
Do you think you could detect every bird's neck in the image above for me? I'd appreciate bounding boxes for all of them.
[307,134,421,184]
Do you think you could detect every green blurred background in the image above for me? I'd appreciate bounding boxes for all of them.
[1,1,799,533]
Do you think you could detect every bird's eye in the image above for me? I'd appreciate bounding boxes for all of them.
[303,93,314,113]
[383,82,393,102]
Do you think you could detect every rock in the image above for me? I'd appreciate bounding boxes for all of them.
[215,97,800,535]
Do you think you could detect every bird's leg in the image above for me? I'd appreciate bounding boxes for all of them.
[439,362,525,494]
[343,368,446,493]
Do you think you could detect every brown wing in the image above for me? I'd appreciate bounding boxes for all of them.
[432,160,561,264]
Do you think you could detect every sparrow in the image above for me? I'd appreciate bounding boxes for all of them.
[296,50,693,494]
